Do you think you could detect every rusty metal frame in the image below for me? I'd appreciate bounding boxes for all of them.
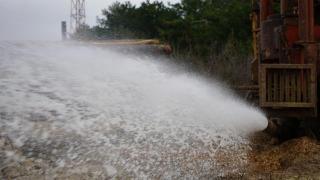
[261,107,316,117]
[260,64,316,108]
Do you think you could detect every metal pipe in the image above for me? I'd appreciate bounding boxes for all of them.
[261,0,273,22]
[307,0,314,41]
[298,0,314,41]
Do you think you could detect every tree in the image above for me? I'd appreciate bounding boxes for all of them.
[96,1,179,40]
[73,0,253,56]
[135,0,179,38]
[161,0,252,53]
[97,1,137,39]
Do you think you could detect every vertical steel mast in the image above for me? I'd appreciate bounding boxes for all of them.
[70,0,85,35]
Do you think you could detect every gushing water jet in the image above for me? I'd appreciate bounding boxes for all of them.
[0,41,267,178]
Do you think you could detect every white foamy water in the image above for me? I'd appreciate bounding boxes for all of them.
[0,41,267,179]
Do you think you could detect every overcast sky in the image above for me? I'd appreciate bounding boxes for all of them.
[0,0,179,41]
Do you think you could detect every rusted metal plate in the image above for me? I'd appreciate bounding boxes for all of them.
[233,85,259,90]
[262,107,317,117]
[262,102,315,108]
[305,44,318,64]
[279,25,300,64]
[261,15,283,60]
[261,64,315,69]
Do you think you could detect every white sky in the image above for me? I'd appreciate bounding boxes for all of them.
[0,0,180,41]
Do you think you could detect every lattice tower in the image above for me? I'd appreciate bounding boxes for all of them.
[70,0,86,35]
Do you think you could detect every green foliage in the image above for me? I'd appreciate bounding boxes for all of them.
[72,0,252,45]
[93,0,179,39]
[160,0,252,57]
[97,1,138,39]
[70,0,254,85]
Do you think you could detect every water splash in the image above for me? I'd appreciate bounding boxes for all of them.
[0,41,267,178]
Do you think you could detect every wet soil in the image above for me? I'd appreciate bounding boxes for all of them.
[245,132,320,179]
[2,132,320,179]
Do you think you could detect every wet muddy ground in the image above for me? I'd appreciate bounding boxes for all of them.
[246,132,320,179]
[2,132,320,180]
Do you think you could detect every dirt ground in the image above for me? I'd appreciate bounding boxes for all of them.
[1,132,320,180]
[245,132,320,180]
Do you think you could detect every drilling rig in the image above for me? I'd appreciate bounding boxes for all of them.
[248,0,320,138]
[70,0,86,35]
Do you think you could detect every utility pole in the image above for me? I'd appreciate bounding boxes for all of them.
[61,21,67,40]
[70,0,86,35]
